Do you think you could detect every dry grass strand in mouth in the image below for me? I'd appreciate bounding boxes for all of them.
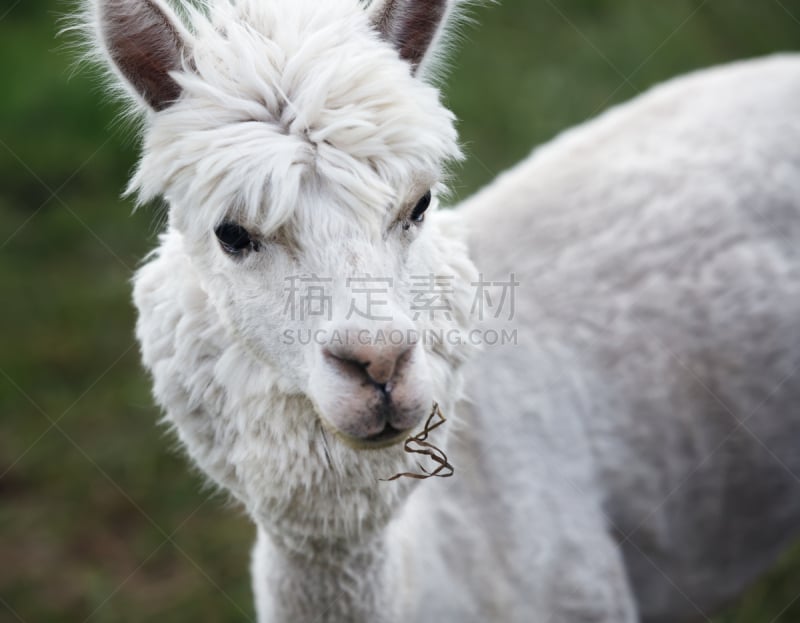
[382,402,454,481]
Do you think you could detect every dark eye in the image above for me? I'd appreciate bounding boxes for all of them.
[215,222,258,256]
[410,190,432,223]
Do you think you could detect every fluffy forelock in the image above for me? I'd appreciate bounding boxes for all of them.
[128,0,462,238]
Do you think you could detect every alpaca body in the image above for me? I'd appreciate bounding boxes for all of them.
[82,0,800,620]
[452,54,800,622]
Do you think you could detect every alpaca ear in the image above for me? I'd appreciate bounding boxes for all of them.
[368,0,450,73]
[95,0,188,111]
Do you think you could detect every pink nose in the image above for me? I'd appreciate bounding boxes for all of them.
[313,328,430,443]
[323,338,415,391]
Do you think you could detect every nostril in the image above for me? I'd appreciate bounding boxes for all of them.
[323,348,368,376]
[322,342,415,387]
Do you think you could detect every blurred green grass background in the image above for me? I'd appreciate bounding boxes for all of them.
[1,0,799,621]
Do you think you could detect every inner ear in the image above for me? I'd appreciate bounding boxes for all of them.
[370,0,448,72]
[97,0,187,111]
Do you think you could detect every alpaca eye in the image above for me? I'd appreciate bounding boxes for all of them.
[215,222,258,256]
[410,191,432,223]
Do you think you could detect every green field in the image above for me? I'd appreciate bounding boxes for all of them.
[1,0,799,621]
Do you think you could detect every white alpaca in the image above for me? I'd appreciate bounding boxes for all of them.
[84,0,800,621]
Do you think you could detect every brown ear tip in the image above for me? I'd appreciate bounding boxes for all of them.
[97,0,186,111]
[372,0,449,71]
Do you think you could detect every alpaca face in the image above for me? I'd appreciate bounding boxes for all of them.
[92,0,472,462]
[193,172,453,449]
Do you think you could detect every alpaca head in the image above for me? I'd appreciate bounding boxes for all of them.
[91,0,475,534]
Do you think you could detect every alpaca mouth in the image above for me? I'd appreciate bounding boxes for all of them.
[334,423,411,450]
[364,424,409,446]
